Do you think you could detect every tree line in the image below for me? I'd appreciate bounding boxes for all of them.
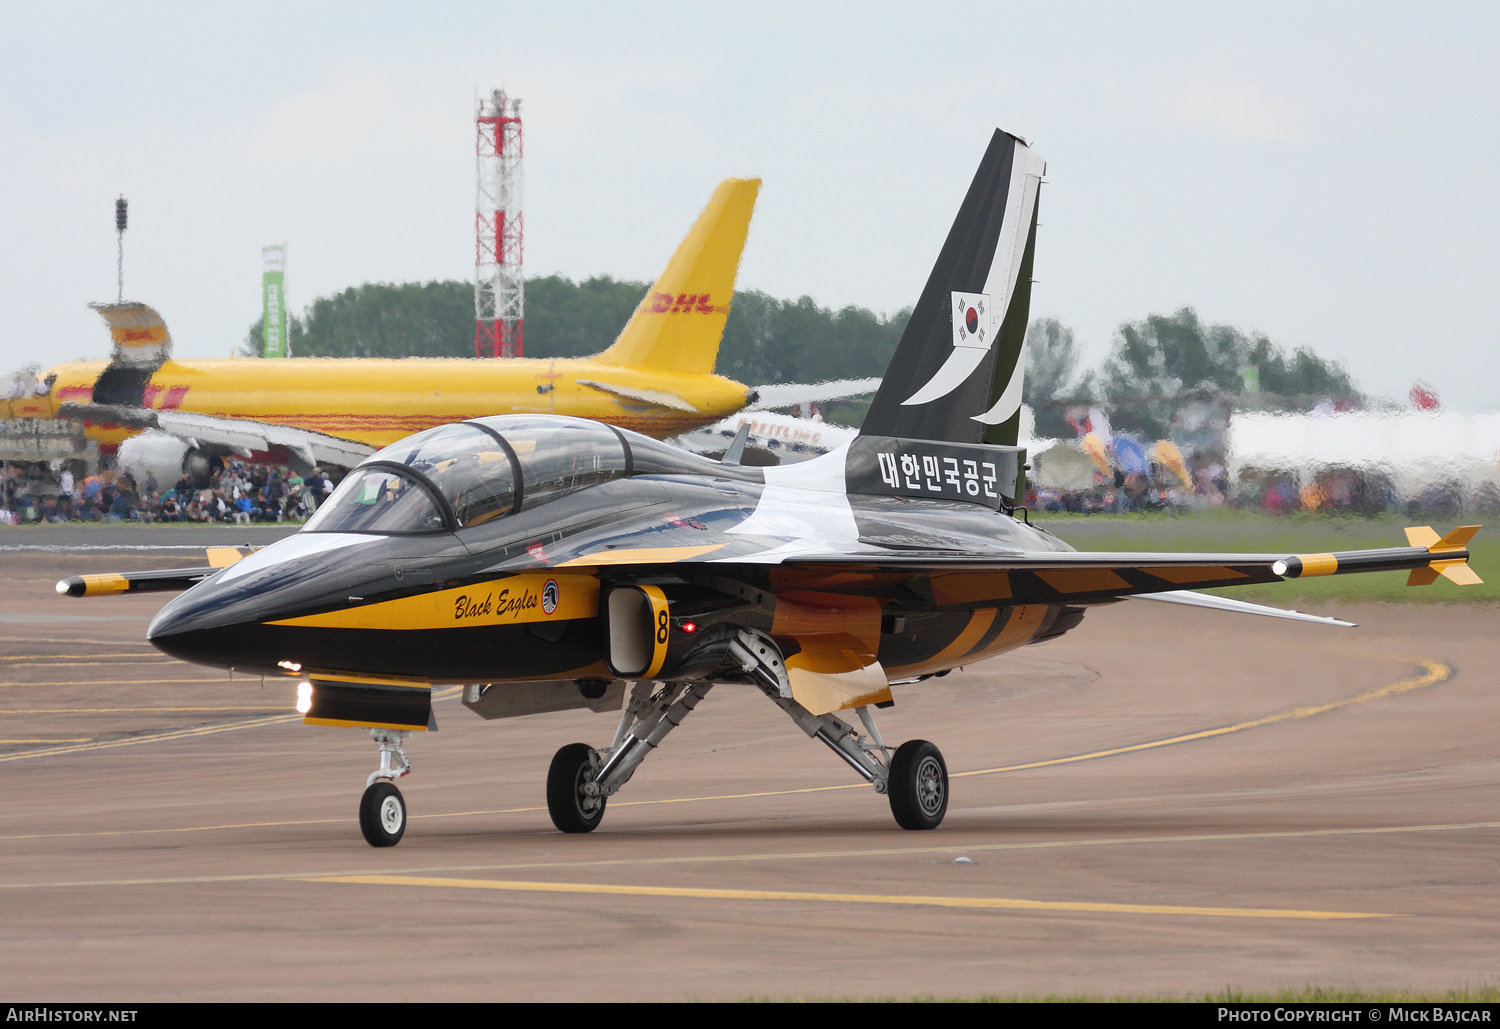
[242,278,1356,435]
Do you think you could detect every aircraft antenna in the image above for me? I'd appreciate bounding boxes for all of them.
[115,195,128,303]
[474,88,524,358]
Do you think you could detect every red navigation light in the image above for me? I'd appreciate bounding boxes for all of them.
[680,620,698,634]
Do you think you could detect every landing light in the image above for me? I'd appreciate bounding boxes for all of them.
[296,681,313,714]
[278,660,302,672]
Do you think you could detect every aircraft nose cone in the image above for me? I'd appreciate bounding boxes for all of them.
[147,581,264,669]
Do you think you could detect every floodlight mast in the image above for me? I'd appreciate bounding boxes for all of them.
[115,195,128,303]
[474,89,524,358]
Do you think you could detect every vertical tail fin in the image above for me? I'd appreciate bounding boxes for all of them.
[859,131,1045,445]
[596,177,760,375]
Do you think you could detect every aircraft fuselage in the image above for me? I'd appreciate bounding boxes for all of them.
[40,356,755,449]
[147,419,1081,689]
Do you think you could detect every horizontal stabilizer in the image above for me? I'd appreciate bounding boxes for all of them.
[1133,590,1355,627]
[575,379,698,412]
[746,378,882,412]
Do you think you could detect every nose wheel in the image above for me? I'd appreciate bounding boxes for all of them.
[359,781,407,847]
[358,729,413,847]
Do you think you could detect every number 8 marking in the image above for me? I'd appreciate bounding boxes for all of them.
[657,609,669,644]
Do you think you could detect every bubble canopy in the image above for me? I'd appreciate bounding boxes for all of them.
[303,416,629,535]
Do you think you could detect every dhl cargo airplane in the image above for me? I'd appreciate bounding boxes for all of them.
[14,177,867,479]
[59,129,1482,847]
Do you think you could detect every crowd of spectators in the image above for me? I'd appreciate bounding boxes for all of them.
[1,446,1486,527]
[1026,460,1233,515]
[1024,459,1491,518]
[0,459,342,526]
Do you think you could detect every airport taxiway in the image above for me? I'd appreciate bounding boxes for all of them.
[1,529,1498,1000]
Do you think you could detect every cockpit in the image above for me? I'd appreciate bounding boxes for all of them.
[302,416,630,535]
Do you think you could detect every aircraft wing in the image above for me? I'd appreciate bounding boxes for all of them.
[58,402,375,468]
[537,523,1480,610]
[55,546,249,597]
[56,566,219,597]
[745,377,882,411]
[754,534,1482,603]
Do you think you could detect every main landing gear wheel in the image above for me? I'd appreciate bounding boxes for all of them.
[888,739,948,831]
[548,742,605,834]
[359,781,407,847]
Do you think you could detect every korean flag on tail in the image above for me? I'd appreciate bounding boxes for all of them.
[953,292,991,351]
[900,290,996,407]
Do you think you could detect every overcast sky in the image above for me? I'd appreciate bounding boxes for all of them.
[2,2,1497,407]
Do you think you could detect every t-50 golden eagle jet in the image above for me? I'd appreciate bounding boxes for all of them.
[28,179,791,479]
[61,130,1481,846]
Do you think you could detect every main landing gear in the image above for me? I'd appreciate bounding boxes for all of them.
[358,729,412,847]
[544,632,950,834]
[547,681,713,833]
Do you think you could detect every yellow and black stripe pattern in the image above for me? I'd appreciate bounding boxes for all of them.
[55,567,216,598]
[267,572,599,631]
[1274,526,1481,586]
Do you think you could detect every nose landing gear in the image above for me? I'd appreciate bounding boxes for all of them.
[358,729,412,847]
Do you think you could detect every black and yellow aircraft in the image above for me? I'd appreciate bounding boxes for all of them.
[60,130,1481,847]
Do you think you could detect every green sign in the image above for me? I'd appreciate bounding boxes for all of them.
[262,245,288,358]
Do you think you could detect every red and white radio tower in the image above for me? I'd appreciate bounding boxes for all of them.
[474,89,523,358]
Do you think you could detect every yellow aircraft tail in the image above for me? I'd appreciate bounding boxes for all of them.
[597,177,760,375]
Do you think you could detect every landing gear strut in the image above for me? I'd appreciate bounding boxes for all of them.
[539,633,951,834]
[545,681,712,833]
[735,628,950,831]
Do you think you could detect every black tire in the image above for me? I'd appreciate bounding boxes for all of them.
[888,739,948,831]
[359,781,406,847]
[547,742,605,834]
